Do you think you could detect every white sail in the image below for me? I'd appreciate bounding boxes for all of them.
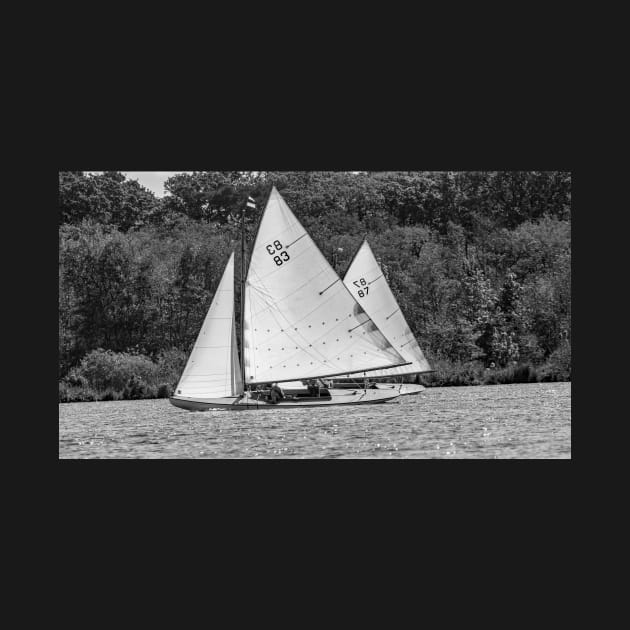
[243,187,408,384]
[175,252,244,398]
[342,239,432,377]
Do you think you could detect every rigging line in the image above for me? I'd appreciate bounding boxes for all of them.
[248,270,322,329]
[248,278,353,344]
[250,219,304,253]
[251,291,398,376]
[246,272,400,376]
[319,278,340,295]
[248,265,328,307]
[385,308,400,320]
[287,320,396,373]
[181,376,236,381]
[245,266,256,388]
[265,286,398,354]
[333,326,405,364]
[225,314,231,388]
[285,233,307,248]
[368,275,383,285]
[348,319,372,333]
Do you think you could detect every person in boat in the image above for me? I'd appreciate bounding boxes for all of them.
[269,382,285,404]
[315,380,330,397]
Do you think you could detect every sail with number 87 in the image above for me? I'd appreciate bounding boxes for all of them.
[334,238,433,395]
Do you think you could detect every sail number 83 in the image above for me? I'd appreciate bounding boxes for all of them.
[266,240,290,266]
[353,277,369,298]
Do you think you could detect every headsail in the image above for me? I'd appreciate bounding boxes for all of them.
[243,187,408,384]
[342,239,432,377]
[175,252,244,398]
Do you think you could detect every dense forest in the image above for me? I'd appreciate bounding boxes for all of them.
[58,171,571,401]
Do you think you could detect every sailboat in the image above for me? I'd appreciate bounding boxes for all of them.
[169,187,410,411]
[336,238,433,395]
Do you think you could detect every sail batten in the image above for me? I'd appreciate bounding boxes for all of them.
[175,252,244,398]
[243,187,408,384]
[342,240,432,378]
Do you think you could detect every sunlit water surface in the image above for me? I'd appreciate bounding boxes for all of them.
[59,382,571,459]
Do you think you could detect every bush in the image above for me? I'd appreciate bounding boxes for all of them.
[122,375,145,400]
[59,381,72,402]
[75,348,159,391]
[484,363,540,385]
[78,388,98,402]
[60,349,178,401]
[420,359,484,387]
[100,389,120,401]
[419,359,554,387]
[59,381,101,402]
[544,342,571,381]
[65,371,89,389]
[156,349,187,384]
[483,370,499,385]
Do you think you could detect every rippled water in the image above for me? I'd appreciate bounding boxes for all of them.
[58,382,571,459]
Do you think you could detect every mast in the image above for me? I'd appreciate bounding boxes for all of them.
[241,195,256,388]
[240,199,246,387]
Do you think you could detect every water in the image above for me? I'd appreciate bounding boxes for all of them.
[58,382,571,459]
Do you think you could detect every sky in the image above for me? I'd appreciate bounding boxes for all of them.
[87,172,189,197]
[120,172,189,197]
[88,171,361,197]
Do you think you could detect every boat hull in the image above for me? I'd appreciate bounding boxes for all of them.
[169,387,400,411]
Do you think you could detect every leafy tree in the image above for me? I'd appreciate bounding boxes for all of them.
[59,171,160,230]
[58,171,571,384]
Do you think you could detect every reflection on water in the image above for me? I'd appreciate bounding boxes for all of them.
[59,382,571,459]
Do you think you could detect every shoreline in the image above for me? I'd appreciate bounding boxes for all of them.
[58,378,571,404]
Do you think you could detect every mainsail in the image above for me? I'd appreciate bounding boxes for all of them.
[342,239,432,378]
[175,252,244,398]
[243,187,408,384]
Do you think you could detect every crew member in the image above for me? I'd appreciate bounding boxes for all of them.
[269,382,284,404]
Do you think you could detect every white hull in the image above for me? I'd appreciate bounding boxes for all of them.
[330,382,426,395]
[375,383,426,396]
[169,387,400,411]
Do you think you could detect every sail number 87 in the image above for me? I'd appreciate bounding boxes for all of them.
[266,240,290,266]
[353,277,369,298]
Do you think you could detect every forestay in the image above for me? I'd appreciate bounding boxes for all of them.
[243,187,407,384]
[342,239,432,378]
[175,252,244,398]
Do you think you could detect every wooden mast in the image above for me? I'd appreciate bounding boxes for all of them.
[240,197,246,388]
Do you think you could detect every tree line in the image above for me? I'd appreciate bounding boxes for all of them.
[59,171,571,400]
